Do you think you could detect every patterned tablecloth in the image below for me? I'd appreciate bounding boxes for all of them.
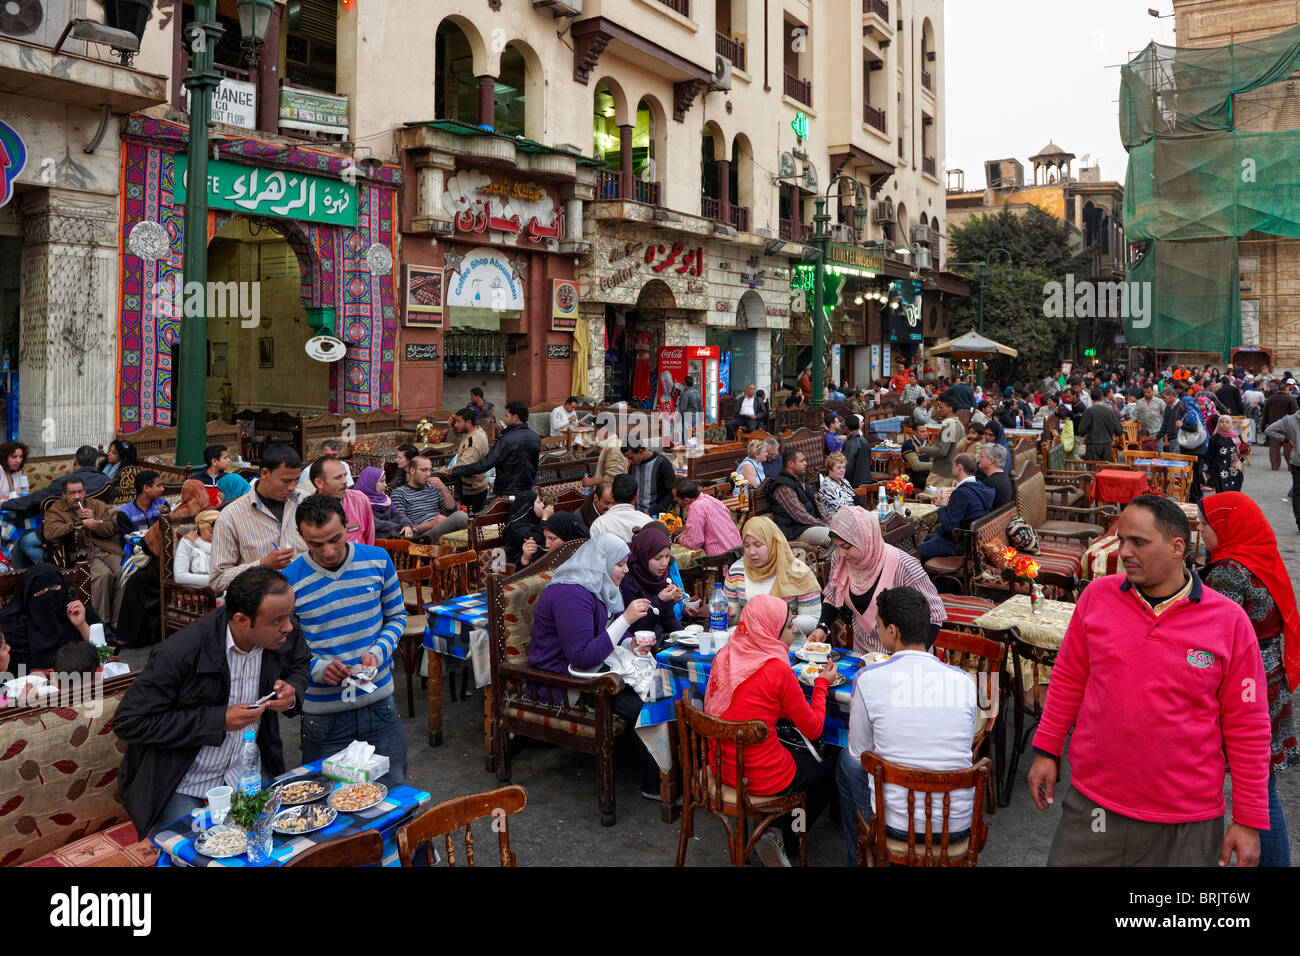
[151,761,430,867]
[900,500,938,534]
[424,590,489,660]
[439,523,501,549]
[970,593,1074,650]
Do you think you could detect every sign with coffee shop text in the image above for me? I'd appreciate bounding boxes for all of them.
[172,155,358,227]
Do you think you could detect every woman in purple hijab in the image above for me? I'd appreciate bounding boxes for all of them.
[617,521,685,639]
[355,466,415,538]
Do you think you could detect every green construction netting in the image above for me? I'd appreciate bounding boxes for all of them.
[1120,24,1300,148]
[1123,238,1241,357]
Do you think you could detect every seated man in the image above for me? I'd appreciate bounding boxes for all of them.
[41,476,123,624]
[582,424,628,488]
[296,439,353,497]
[726,384,766,439]
[589,473,652,543]
[389,454,468,544]
[769,449,831,550]
[918,453,995,562]
[673,478,742,556]
[976,443,1014,509]
[579,480,615,530]
[307,456,374,545]
[550,395,580,435]
[114,566,309,836]
[836,586,978,865]
[115,471,166,545]
[283,494,407,785]
[193,443,231,489]
[3,445,110,567]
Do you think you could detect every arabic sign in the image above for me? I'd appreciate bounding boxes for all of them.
[443,167,563,247]
[0,121,26,208]
[547,344,571,359]
[446,247,525,312]
[278,87,348,137]
[172,155,357,226]
[405,343,440,361]
[183,78,256,130]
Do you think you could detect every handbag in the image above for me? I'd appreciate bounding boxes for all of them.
[1178,420,1207,450]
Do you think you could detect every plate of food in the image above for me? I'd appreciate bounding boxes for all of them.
[275,773,333,806]
[798,641,833,663]
[797,663,848,688]
[328,782,388,813]
[194,824,248,859]
[861,651,892,664]
[272,803,338,835]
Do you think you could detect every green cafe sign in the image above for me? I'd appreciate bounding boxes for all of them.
[172,155,358,227]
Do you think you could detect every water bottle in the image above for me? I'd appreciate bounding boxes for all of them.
[709,584,728,633]
[878,485,887,513]
[237,727,261,796]
[18,475,27,495]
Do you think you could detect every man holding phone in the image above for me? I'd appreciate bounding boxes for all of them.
[114,567,309,836]
[209,444,307,596]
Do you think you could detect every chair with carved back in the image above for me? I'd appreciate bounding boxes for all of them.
[855,754,991,867]
[687,548,741,606]
[38,497,89,569]
[674,698,809,866]
[468,495,511,583]
[778,426,825,475]
[396,784,527,867]
[880,509,920,558]
[931,628,1006,812]
[488,539,635,825]
[158,508,218,643]
[0,565,92,608]
[284,830,384,868]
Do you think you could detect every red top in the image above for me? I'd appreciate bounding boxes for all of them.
[713,660,828,795]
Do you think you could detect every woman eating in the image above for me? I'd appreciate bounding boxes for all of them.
[99,439,136,482]
[723,516,822,634]
[1199,492,1299,867]
[805,506,946,655]
[817,451,856,521]
[527,533,661,797]
[172,509,220,587]
[618,522,684,640]
[521,511,589,568]
[704,594,834,866]
[0,563,98,670]
[354,466,415,539]
[1206,417,1245,493]
[0,441,28,497]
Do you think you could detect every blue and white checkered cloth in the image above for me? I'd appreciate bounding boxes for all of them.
[423,591,490,660]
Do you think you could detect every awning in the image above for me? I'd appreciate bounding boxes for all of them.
[927,330,1018,359]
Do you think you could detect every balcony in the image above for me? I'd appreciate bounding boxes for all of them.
[863,0,891,38]
[863,103,886,133]
[596,169,662,205]
[779,218,808,242]
[655,0,690,15]
[716,32,745,71]
[921,70,933,92]
[0,34,167,114]
[923,155,937,177]
[702,196,750,232]
[784,72,812,106]
[868,0,889,20]
[730,205,750,232]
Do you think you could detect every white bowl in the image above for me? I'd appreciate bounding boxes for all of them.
[801,642,831,663]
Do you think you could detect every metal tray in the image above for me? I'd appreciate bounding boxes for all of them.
[275,773,333,806]
[271,803,338,835]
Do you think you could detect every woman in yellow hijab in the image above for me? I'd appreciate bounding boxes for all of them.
[723,515,822,635]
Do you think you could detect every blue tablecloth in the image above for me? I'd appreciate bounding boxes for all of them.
[648,644,869,748]
[151,760,430,867]
[1133,458,1192,469]
[868,416,905,434]
[423,590,489,660]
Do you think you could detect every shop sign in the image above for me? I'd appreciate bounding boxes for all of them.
[791,111,810,141]
[446,246,525,311]
[278,87,348,137]
[405,343,439,361]
[645,242,704,276]
[184,77,256,130]
[547,344,572,359]
[765,306,789,317]
[0,121,27,208]
[595,240,706,293]
[740,254,765,288]
[172,155,357,226]
[552,278,578,331]
[444,168,563,246]
[827,243,883,274]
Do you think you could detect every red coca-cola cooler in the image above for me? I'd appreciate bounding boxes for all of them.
[655,345,722,424]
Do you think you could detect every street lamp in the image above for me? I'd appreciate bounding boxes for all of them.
[975,246,1014,387]
[811,175,869,406]
[176,0,269,468]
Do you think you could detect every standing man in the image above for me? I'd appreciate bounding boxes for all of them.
[42,476,123,624]
[917,454,994,561]
[625,444,677,516]
[914,396,963,483]
[1134,384,1166,451]
[193,444,231,489]
[469,386,496,425]
[446,400,539,497]
[1263,384,1298,470]
[284,494,408,785]
[901,373,926,406]
[308,456,374,545]
[450,407,490,512]
[550,395,580,436]
[677,375,704,439]
[840,415,872,488]
[1028,496,1269,866]
[1078,388,1122,462]
[1264,408,1300,534]
[116,471,167,543]
[209,444,308,596]
[392,455,468,544]
[727,383,767,439]
[114,566,309,836]
[769,449,831,550]
[1242,376,1266,444]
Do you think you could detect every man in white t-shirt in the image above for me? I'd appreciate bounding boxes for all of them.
[550,396,580,435]
[295,439,353,497]
[836,585,978,866]
[588,474,652,543]
[726,383,766,438]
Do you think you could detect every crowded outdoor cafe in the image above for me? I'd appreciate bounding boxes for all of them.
[0,363,1291,870]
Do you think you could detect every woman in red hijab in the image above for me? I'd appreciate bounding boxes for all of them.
[704,593,833,865]
[1200,491,1300,867]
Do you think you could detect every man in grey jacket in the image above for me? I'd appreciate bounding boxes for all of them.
[1265,409,1300,532]
[1079,388,1123,461]
[677,375,704,439]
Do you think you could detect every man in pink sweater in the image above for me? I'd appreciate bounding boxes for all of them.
[308,457,375,545]
[673,478,742,556]
[1029,494,1270,866]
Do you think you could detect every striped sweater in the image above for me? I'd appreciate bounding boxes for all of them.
[282,543,407,714]
[722,559,822,635]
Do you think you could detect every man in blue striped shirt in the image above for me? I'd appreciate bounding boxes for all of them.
[282,494,408,785]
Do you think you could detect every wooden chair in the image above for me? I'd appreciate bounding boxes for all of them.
[468,495,512,584]
[855,754,991,866]
[1014,463,1113,544]
[38,498,89,569]
[158,508,218,643]
[931,629,1006,812]
[284,830,384,868]
[674,698,809,867]
[396,785,527,867]
[1001,628,1058,806]
[396,565,433,720]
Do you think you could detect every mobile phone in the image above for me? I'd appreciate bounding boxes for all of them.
[245,691,275,709]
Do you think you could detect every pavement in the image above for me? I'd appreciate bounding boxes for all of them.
[121,456,1300,866]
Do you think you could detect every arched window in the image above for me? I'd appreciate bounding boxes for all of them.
[435,21,477,123]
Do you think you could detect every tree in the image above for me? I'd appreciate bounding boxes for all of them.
[944,207,1090,381]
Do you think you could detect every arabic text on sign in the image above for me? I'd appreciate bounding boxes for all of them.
[452,197,563,244]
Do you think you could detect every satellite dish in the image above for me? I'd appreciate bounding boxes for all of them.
[305,335,346,363]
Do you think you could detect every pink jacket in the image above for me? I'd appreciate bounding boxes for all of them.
[676,492,742,555]
[342,489,376,546]
[1033,573,1271,830]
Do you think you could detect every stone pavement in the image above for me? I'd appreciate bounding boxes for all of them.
[123,459,1300,866]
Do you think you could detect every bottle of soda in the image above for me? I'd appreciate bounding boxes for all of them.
[237,727,261,796]
[708,584,728,633]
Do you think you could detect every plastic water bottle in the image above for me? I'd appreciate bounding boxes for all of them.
[237,727,261,797]
[709,584,728,633]
[878,485,887,513]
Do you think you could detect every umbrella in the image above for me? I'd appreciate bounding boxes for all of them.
[570,317,590,399]
[926,330,1018,359]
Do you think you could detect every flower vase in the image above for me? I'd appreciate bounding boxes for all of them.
[1030,583,1044,615]
[244,789,282,864]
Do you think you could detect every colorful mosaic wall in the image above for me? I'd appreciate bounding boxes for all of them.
[118,116,399,431]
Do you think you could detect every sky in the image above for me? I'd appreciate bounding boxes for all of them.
[943,0,1176,191]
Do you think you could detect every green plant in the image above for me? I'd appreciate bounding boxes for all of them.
[229,788,275,830]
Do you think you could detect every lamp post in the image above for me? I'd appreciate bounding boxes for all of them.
[176,0,270,469]
[811,175,869,406]
[974,246,1013,388]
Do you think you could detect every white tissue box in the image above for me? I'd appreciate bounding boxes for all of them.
[323,749,389,784]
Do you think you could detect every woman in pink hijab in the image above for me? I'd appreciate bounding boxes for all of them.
[805,506,946,655]
[704,593,834,865]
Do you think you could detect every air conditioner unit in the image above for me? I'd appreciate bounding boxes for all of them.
[831,224,855,242]
[533,0,583,15]
[872,200,896,225]
[3,0,86,52]
[914,247,932,270]
[711,53,733,92]
[911,223,932,245]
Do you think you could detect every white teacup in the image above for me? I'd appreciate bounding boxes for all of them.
[634,630,657,651]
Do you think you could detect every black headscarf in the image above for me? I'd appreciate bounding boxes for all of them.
[542,511,588,542]
[0,563,91,670]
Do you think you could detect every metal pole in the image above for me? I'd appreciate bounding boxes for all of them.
[177,0,224,469]
[976,262,986,387]
[812,194,828,407]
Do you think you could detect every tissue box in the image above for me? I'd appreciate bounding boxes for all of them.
[323,749,390,784]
